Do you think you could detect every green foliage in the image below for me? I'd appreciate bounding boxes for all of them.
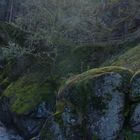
[0,77,10,89]
[1,43,32,59]
[58,45,120,76]
[124,129,140,140]
[0,22,30,47]
[110,44,140,72]
[4,73,57,114]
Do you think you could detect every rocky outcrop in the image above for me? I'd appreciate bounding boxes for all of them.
[1,66,140,140]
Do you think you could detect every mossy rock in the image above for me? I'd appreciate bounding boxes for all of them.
[0,54,37,95]
[57,66,133,140]
[4,73,57,115]
[58,66,133,111]
[58,66,133,113]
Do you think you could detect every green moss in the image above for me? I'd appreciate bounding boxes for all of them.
[58,45,117,76]
[124,129,140,140]
[109,44,140,72]
[56,101,65,114]
[0,73,5,83]
[54,111,64,128]
[59,79,105,113]
[4,73,56,114]
[0,77,10,89]
[63,66,133,87]
[92,134,99,140]
[0,70,11,91]
[40,121,54,140]
[131,70,140,81]
[5,60,16,81]
[1,57,17,80]
[0,22,30,46]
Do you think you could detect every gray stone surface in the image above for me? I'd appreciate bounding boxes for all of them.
[130,104,140,132]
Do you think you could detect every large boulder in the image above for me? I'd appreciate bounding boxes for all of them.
[55,66,132,140]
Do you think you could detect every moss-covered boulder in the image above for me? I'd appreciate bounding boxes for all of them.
[54,66,133,140]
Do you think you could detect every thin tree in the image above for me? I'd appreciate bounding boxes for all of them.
[9,0,14,22]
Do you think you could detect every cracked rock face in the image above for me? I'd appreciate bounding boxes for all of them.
[130,104,140,132]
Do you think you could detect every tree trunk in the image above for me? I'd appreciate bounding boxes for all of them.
[9,0,14,22]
